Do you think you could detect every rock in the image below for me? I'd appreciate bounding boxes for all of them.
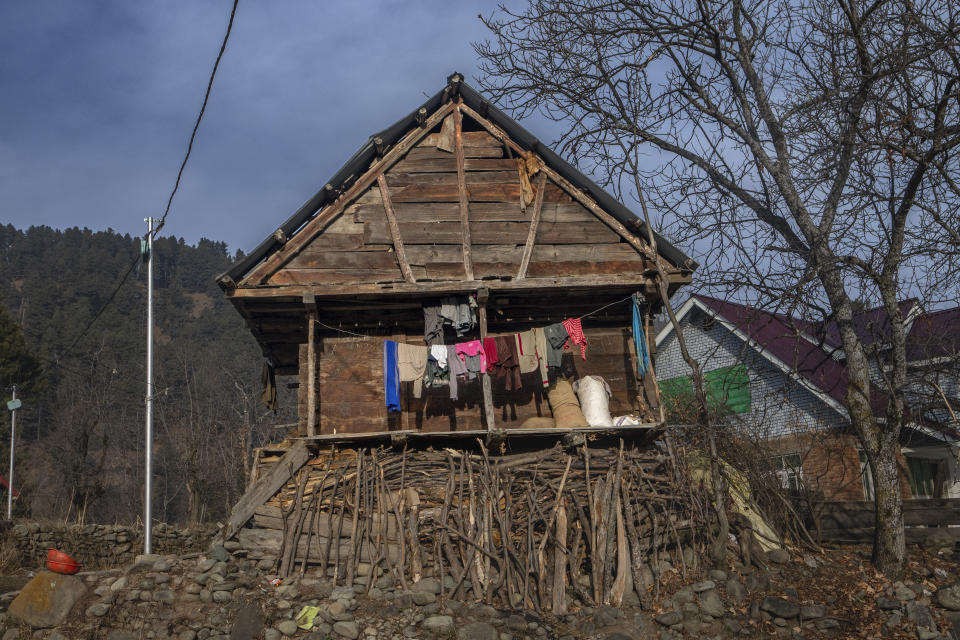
[458,622,498,640]
[691,580,715,593]
[422,616,454,632]
[213,590,232,603]
[134,553,160,569]
[937,584,960,611]
[917,628,939,640]
[107,632,136,640]
[760,597,800,619]
[886,612,902,628]
[877,597,902,610]
[411,590,436,605]
[708,569,728,582]
[726,578,747,602]
[800,604,826,619]
[277,620,298,637]
[655,611,682,626]
[906,602,935,629]
[333,621,359,639]
[595,605,620,627]
[86,602,111,617]
[264,630,281,640]
[7,572,88,628]
[153,559,171,572]
[815,618,841,631]
[605,634,635,640]
[110,576,128,592]
[673,589,695,605]
[766,548,791,564]
[230,604,264,640]
[895,584,917,601]
[699,589,725,618]
[208,545,231,563]
[413,577,441,594]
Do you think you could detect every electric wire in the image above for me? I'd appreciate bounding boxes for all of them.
[154,0,240,235]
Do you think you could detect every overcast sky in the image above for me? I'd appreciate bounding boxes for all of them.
[0,1,556,254]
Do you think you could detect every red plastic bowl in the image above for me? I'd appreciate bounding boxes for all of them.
[46,548,80,575]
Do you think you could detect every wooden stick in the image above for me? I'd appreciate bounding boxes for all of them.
[553,500,568,614]
[345,451,363,586]
[516,172,547,280]
[377,173,416,284]
[453,104,474,280]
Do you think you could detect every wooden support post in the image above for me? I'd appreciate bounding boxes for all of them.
[453,105,475,280]
[477,288,495,431]
[305,293,318,437]
[377,174,416,284]
[516,172,547,280]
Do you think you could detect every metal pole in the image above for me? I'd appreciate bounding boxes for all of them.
[144,218,154,554]
[7,386,16,521]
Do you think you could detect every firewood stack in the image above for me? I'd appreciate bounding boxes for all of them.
[241,441,706,612]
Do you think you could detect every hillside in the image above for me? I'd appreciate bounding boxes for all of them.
[0,224,293,525]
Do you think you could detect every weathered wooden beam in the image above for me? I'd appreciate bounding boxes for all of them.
[376,174,416,284]
[222,441,311,541]
[305,293,318,437]
[228,273,671,299]
[243,101,458,286]
[516,172,547,280]
[477,287,496,431]
[453,105,475,280]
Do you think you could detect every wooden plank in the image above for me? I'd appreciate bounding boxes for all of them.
[351,201,596,224]
[377,173,416,283]
[363,220,621,245]
[306,306,317,437]
[403,145,503,161]
[242,100,458,286]
[454,106,474,280]
[383,171,520,187]
[269,268,424,286]
[356,182,569,204]
[435,113,456,153]
[391,157,515,173]
[516,172,548,280]
[222,440,310,541]
[287,250,406,270]
[478,288,495,431]
[421,129,502,148]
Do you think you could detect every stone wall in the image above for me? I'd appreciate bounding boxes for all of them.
[11,522,217,569]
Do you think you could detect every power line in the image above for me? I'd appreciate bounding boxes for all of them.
[155,0,240,235]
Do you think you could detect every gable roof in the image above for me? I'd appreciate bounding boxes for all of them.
[219,73,695,286]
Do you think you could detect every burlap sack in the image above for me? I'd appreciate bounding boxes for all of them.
[548,379,590,427]
[519,417,556,429]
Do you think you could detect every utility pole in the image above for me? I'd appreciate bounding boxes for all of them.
[6,386,19,520]
[144,218,154,554]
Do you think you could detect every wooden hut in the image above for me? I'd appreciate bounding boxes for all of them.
[219,75,702,610]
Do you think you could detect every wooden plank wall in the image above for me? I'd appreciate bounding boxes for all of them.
[814,498,960,544]
[267,123,650,288]
[305,326,639,434]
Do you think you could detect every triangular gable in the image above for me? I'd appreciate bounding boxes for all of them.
[218,74,695,291]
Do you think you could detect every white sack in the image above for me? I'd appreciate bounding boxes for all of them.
[573,375,613,427]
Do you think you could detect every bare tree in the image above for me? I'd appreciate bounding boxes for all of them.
[476,0,960,577]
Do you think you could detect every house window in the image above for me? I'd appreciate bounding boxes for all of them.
[858,451,875,501]
[659,364,752,422]
[906,457,943,499]
[773,453,804,492]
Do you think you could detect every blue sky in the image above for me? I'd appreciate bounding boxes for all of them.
[0,1,553,254]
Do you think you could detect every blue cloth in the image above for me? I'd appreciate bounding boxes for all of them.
[384,340,401,412]
[632,295,650,376]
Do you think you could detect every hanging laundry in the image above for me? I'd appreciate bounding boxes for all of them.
[397,343,429,398]
[423,305,444,345]
[532,327,549,388]
[632,294,650,376]
[383,341,401,412]
[447,344,468,400]
[455,340,487,372]
[562,317,588,359]
[493,335,521,391]
[439,296,476,337]
[515,331,539,374]
[482,337,499,372]
[543,323,569,369]
[430,344,448,369]
[260,362,278,411]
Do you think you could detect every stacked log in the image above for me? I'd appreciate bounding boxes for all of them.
[241,440,705,611]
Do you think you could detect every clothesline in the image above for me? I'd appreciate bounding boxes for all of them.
[313,295,635,342]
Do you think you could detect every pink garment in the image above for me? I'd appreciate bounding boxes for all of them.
[455,340,487,371]
[563,318,587,359]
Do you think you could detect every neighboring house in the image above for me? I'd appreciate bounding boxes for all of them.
[654,294,960,501]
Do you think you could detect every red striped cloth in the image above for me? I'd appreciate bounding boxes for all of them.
[562,318,587,359]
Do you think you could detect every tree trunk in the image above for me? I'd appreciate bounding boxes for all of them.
[869,438,906,578]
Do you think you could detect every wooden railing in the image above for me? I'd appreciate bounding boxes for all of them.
[812,498,960,543]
